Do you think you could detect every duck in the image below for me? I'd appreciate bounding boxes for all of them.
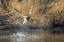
[14,5,33,24]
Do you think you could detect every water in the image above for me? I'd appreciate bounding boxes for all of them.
[0,28,64,42]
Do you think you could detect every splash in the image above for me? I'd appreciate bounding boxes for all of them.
[10,32,28,38]
[10,32,39,38]
[0,32,41,38]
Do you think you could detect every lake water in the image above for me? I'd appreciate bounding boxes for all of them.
[0,27,64,42]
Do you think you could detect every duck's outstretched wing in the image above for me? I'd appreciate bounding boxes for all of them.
[14,8,24,17]
[27,5,33,15]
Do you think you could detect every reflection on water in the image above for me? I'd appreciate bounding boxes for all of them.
[0,28,64,42]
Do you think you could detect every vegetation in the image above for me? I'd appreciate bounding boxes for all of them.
[0,0,64,29]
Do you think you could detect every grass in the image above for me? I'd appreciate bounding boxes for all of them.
[0,0,64,28]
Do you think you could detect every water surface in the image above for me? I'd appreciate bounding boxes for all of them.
[0,28,64,42]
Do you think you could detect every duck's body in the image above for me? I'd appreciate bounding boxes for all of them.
[23,16,30,24]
